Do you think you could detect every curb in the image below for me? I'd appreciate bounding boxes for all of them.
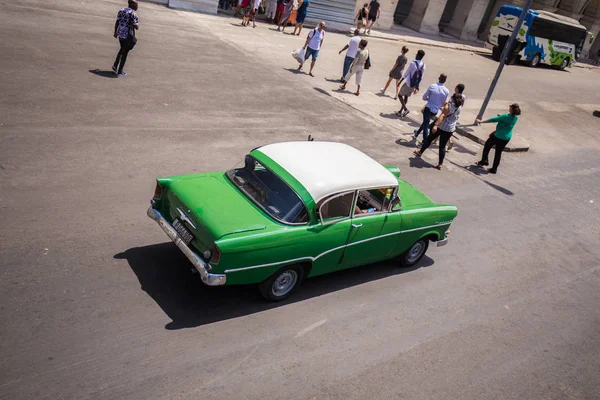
[404,114,530,153]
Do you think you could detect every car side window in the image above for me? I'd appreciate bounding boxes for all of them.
[318,192,355,224]
[354,187,396,216]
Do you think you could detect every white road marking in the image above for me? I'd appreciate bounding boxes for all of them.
[295,319,327,338]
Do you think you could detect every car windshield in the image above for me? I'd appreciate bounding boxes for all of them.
[226,156,309,224]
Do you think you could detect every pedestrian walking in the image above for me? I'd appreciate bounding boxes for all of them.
[354,3,369,32]
[266,0,277,22]
[413,73,449,146]
[276,0,293,31]
[292,0,309,35]
[412,92,464,170]
[338,29,361,82]
[475,103,521,174]
[112,0,139,77]
[339,39,369,96]
[380,45,409,99]
[433,83,465,150]
[297,21,325,77]
[364,0,380,35]
[242,0,261,27]
[396,49,426,118]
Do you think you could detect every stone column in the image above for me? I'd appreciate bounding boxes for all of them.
[403,0,450,35]
[532,0,561,12]
[445,0,492,41]
[168,0,218,14]
[557,0,592,19]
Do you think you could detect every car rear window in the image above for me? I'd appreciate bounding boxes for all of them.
[227,156,309,224]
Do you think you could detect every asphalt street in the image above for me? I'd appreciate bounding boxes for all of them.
[1,1,600,399]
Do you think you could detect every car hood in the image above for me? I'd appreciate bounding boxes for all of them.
[169,174,267,240]
[398,180,434,208]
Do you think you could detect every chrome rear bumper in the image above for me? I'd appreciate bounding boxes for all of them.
[147,207,226,286]
[437,237,449,247]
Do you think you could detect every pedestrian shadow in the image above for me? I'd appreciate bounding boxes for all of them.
[115,243,434,329]
[89,69,117,78]
[593,110,600,118]
[395,137,416,149]
[483,180,514,195]
[313,87,332,97]
[407,155,435,169]
[380,112,401,120]
[463,164,487,176]
[450,140,477,155]
[229,22,246,27]
[324,77,342,83]
[283,67,303,74]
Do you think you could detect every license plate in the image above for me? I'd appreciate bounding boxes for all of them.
[172,218,194,245]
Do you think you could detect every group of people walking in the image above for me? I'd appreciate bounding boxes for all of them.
[111,0,519,174]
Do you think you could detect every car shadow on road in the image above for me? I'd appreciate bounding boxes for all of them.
[115,242,434,330]
[89,69,117,78]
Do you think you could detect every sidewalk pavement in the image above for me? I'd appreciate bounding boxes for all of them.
[216,8,598,71]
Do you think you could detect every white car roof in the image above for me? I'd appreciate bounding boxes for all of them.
[257,141,398,202]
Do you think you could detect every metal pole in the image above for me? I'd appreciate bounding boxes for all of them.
[475,0,533,123]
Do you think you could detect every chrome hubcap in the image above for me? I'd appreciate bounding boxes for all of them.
[561,59,568,68]
[272,270,298,297]
[407,241,425,263]
[532,55,539,65]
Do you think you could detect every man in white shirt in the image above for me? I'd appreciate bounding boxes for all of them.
[298,21,325,77]
[396,49,426,118]
[338,29,361,82]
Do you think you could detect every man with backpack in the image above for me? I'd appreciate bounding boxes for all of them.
[298,21,325,77]
[396,50,426,118]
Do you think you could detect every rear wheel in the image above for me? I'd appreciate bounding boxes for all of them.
[399,238,429,267]
[559,57,569,71]
[258,265,304,302]
[528,53,541,67]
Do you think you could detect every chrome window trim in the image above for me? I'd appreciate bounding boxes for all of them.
[318,190,357,226]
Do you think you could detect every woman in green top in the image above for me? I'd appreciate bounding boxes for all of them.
[475,103,521,174]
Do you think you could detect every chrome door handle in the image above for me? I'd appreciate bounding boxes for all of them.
[352,223,362,228]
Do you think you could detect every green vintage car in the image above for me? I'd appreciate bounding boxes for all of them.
[148,141,457,301]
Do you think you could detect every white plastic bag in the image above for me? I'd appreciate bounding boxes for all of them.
[292,48,305,64]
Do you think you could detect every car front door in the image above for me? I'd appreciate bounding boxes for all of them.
[339,187,402,269]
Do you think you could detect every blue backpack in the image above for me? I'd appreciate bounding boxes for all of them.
[410,61,424,89]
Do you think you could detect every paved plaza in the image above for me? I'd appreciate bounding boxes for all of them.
[1,1,600,399]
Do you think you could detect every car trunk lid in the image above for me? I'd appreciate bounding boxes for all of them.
[165,175,267,251]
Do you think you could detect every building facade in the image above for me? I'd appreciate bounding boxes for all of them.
[359,0,600,58]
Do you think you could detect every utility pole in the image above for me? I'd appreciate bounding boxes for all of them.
[475,0,533,123]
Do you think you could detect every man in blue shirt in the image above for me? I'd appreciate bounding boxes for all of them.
[413,73,449,145]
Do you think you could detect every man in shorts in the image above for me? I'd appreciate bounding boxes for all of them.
[298,21,325,77]
[364,0,380,35]
[396,49,426,118]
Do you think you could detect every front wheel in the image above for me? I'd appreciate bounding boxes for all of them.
[528,53,541,67]
[258,265,304,302]
[399,238,429,267]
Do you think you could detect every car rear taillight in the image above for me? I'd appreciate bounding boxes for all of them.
[210,244,221,265]
[153,181,163,199]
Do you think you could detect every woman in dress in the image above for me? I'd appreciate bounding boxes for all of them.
[276,0,294,31]
[413,92,465,170]
[292,0,309,36]
[380,45,408,100]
